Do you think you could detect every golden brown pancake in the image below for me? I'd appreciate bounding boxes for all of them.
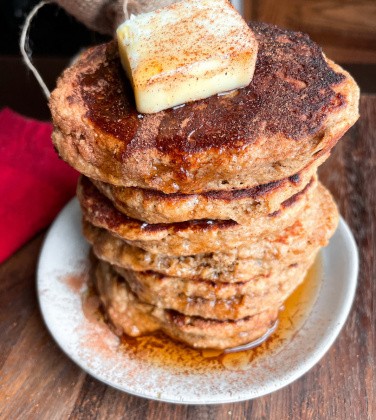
[77,175,317,256]
[111,256,314,320]
[83,176,338,281]
[91,154,326,224]
[50,22,359,194]
[94,260,279,349]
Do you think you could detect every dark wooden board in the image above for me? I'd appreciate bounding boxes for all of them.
[244,0,376,64]
[0,96,374,419]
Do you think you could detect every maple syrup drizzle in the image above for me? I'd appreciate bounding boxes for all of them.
[79,256,322,371]
[223,320,278,354]
[112,256,323,371]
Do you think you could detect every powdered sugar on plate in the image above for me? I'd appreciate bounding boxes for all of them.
[37,198,358,404]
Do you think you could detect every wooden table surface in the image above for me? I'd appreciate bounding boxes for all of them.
[0,71,375,418]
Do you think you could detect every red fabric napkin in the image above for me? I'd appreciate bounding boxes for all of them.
[0,108,79,263]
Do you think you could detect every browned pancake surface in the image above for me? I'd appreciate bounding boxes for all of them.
[50,23,359,193]
[92,154,325,224]
[79,23,344,152]
[94,260,279,349]
[78,176,316,255]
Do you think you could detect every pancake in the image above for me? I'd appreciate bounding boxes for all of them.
[84,197,335,280]
[50,22,359,194]
[111,256,314,320]
[94,260,279,349]
[92,154,326,224]
[78,175,317,256]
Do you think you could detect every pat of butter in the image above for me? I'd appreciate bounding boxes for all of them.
[116,0,258,113]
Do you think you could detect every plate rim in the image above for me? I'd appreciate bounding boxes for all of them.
[37,198,358,404]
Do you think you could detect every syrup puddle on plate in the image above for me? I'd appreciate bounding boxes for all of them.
[76,255,322,372]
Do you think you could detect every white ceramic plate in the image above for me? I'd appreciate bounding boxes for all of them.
[37,198,358,404]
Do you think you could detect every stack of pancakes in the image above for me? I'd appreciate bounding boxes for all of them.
[50,23,359,349]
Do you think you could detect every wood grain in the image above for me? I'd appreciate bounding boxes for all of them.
[244,0,376,63]
[0,96,375,419]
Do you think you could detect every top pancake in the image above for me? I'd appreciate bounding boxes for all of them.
[50,22,359,194]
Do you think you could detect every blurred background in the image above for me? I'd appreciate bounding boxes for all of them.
[1,0,375,120]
